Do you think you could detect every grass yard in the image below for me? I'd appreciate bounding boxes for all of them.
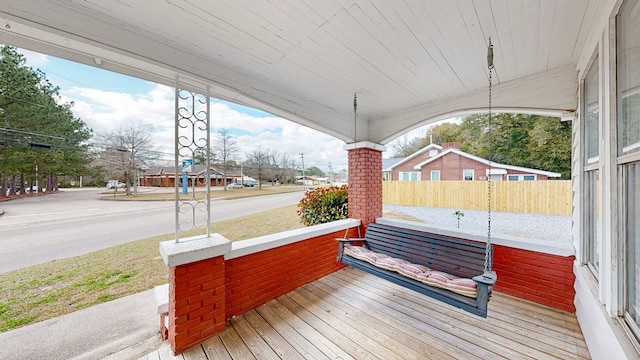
[0,204,304,333]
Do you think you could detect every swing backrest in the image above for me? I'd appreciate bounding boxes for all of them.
[363,223,489,278]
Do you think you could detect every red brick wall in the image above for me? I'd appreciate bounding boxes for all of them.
[392,154,431,180]
[420,152,487,180]
[168,256,226,354]
[420,152,551,181]
[224,229,356,319]
[348,147,383,226]
[493,244,576,312]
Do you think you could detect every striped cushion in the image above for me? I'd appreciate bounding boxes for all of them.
[343,245,477,298]
[343,245,388,265]
[443,278,478,298]
[423,271,457,287]
[375,257,411,271]
[395,263,431,280]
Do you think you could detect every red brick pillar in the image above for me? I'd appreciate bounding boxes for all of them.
[160,235,231,355]
[168,257,226,353]
[346,142,384,227]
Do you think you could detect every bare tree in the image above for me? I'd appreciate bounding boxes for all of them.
[390,135,414,157]
[212,128,239,190]
[96,126,158,195]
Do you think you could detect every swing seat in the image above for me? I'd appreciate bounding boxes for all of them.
[337,223,496,317]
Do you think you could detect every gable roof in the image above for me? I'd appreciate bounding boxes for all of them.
[384,143,443,171]
[413,147,561,178]
[382,158,404,171]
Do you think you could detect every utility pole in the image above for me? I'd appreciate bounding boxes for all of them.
[300,153,305,187]
[328,162,333,184]
[258,145,262,190]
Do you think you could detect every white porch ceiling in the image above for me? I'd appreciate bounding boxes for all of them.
[0,1,614,144]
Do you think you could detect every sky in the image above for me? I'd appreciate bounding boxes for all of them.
[17,48,435,173]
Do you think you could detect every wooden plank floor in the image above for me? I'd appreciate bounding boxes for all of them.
[140,267,590,360]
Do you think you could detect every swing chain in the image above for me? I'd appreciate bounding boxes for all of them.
[484,39,494,273]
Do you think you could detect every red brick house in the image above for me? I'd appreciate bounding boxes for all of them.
[140,165,233,187]
[384,142,561,181]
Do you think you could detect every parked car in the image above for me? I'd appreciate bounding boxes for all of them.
[226,183,243,189]
[107,180,126,189]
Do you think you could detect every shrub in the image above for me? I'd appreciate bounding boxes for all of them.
[297,185,348,226]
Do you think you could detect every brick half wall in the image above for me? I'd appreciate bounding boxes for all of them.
[225,228,358,318]
[492,245,576,312]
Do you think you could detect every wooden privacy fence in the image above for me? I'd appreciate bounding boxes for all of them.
[383,180,572,216]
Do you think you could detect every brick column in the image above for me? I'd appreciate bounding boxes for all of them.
[345,142,385,227]
[160,234,231,355]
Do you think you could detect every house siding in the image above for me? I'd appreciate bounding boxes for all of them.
[389,147,554,181]
[419,153,551,181]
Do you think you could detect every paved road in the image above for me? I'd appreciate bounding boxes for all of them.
[0,187,304,273]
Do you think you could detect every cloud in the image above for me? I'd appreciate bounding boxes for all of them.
[16,47,349,173]
[61,84,348,171]
[18,48,49,67]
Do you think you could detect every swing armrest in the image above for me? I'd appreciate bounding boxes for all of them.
[336,238,365,263]
[473,271,497,286]
[335,238,364,243]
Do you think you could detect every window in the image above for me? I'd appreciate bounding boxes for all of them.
[399,172,420,181]
[623,163,640,337]
[617,0,640,340]
[585,55,600,164]
[507,174,537,181]
[617,0,640,156]
[583,50,601,282]
[431,170,440,181]
[584,170,600,279]
[463,169,474,181]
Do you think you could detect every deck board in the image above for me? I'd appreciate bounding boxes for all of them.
[141,267,590,360]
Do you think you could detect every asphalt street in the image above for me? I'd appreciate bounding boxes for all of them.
[0,187,304,273]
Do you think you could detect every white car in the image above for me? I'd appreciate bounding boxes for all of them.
[107,180,126,189]
[226,183,243,189]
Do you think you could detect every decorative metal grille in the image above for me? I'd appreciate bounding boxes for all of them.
[174,78,211,242]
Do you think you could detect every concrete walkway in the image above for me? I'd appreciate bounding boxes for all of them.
[0,289,163,360]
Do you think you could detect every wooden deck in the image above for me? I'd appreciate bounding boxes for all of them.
[140,267,590,360]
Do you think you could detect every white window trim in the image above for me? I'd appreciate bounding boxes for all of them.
[463,169,474,181]
[399,171,421,181]
[507,174,538,181]
[430,170,440,181]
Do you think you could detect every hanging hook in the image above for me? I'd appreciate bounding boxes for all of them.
[353,92,357,112]
[487,37,494,70]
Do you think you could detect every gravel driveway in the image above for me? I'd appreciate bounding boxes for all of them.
[383,205,572,244]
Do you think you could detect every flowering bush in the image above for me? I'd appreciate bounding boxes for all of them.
[297,185,348,226]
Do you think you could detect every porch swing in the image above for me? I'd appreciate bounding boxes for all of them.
[337,40,498,317]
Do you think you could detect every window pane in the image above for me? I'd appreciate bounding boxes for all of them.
[523,175,535,181]
[431,171,440,181]
[463,169,474,181]
[585,55,599,163]
[625,163,640,335]
[585,170,600,278]
[617,0,640,155]
[508,175,518,181]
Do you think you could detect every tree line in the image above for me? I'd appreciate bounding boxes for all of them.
[0,46,93,196]
[391,114,572,179]
[193,129,337,189]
